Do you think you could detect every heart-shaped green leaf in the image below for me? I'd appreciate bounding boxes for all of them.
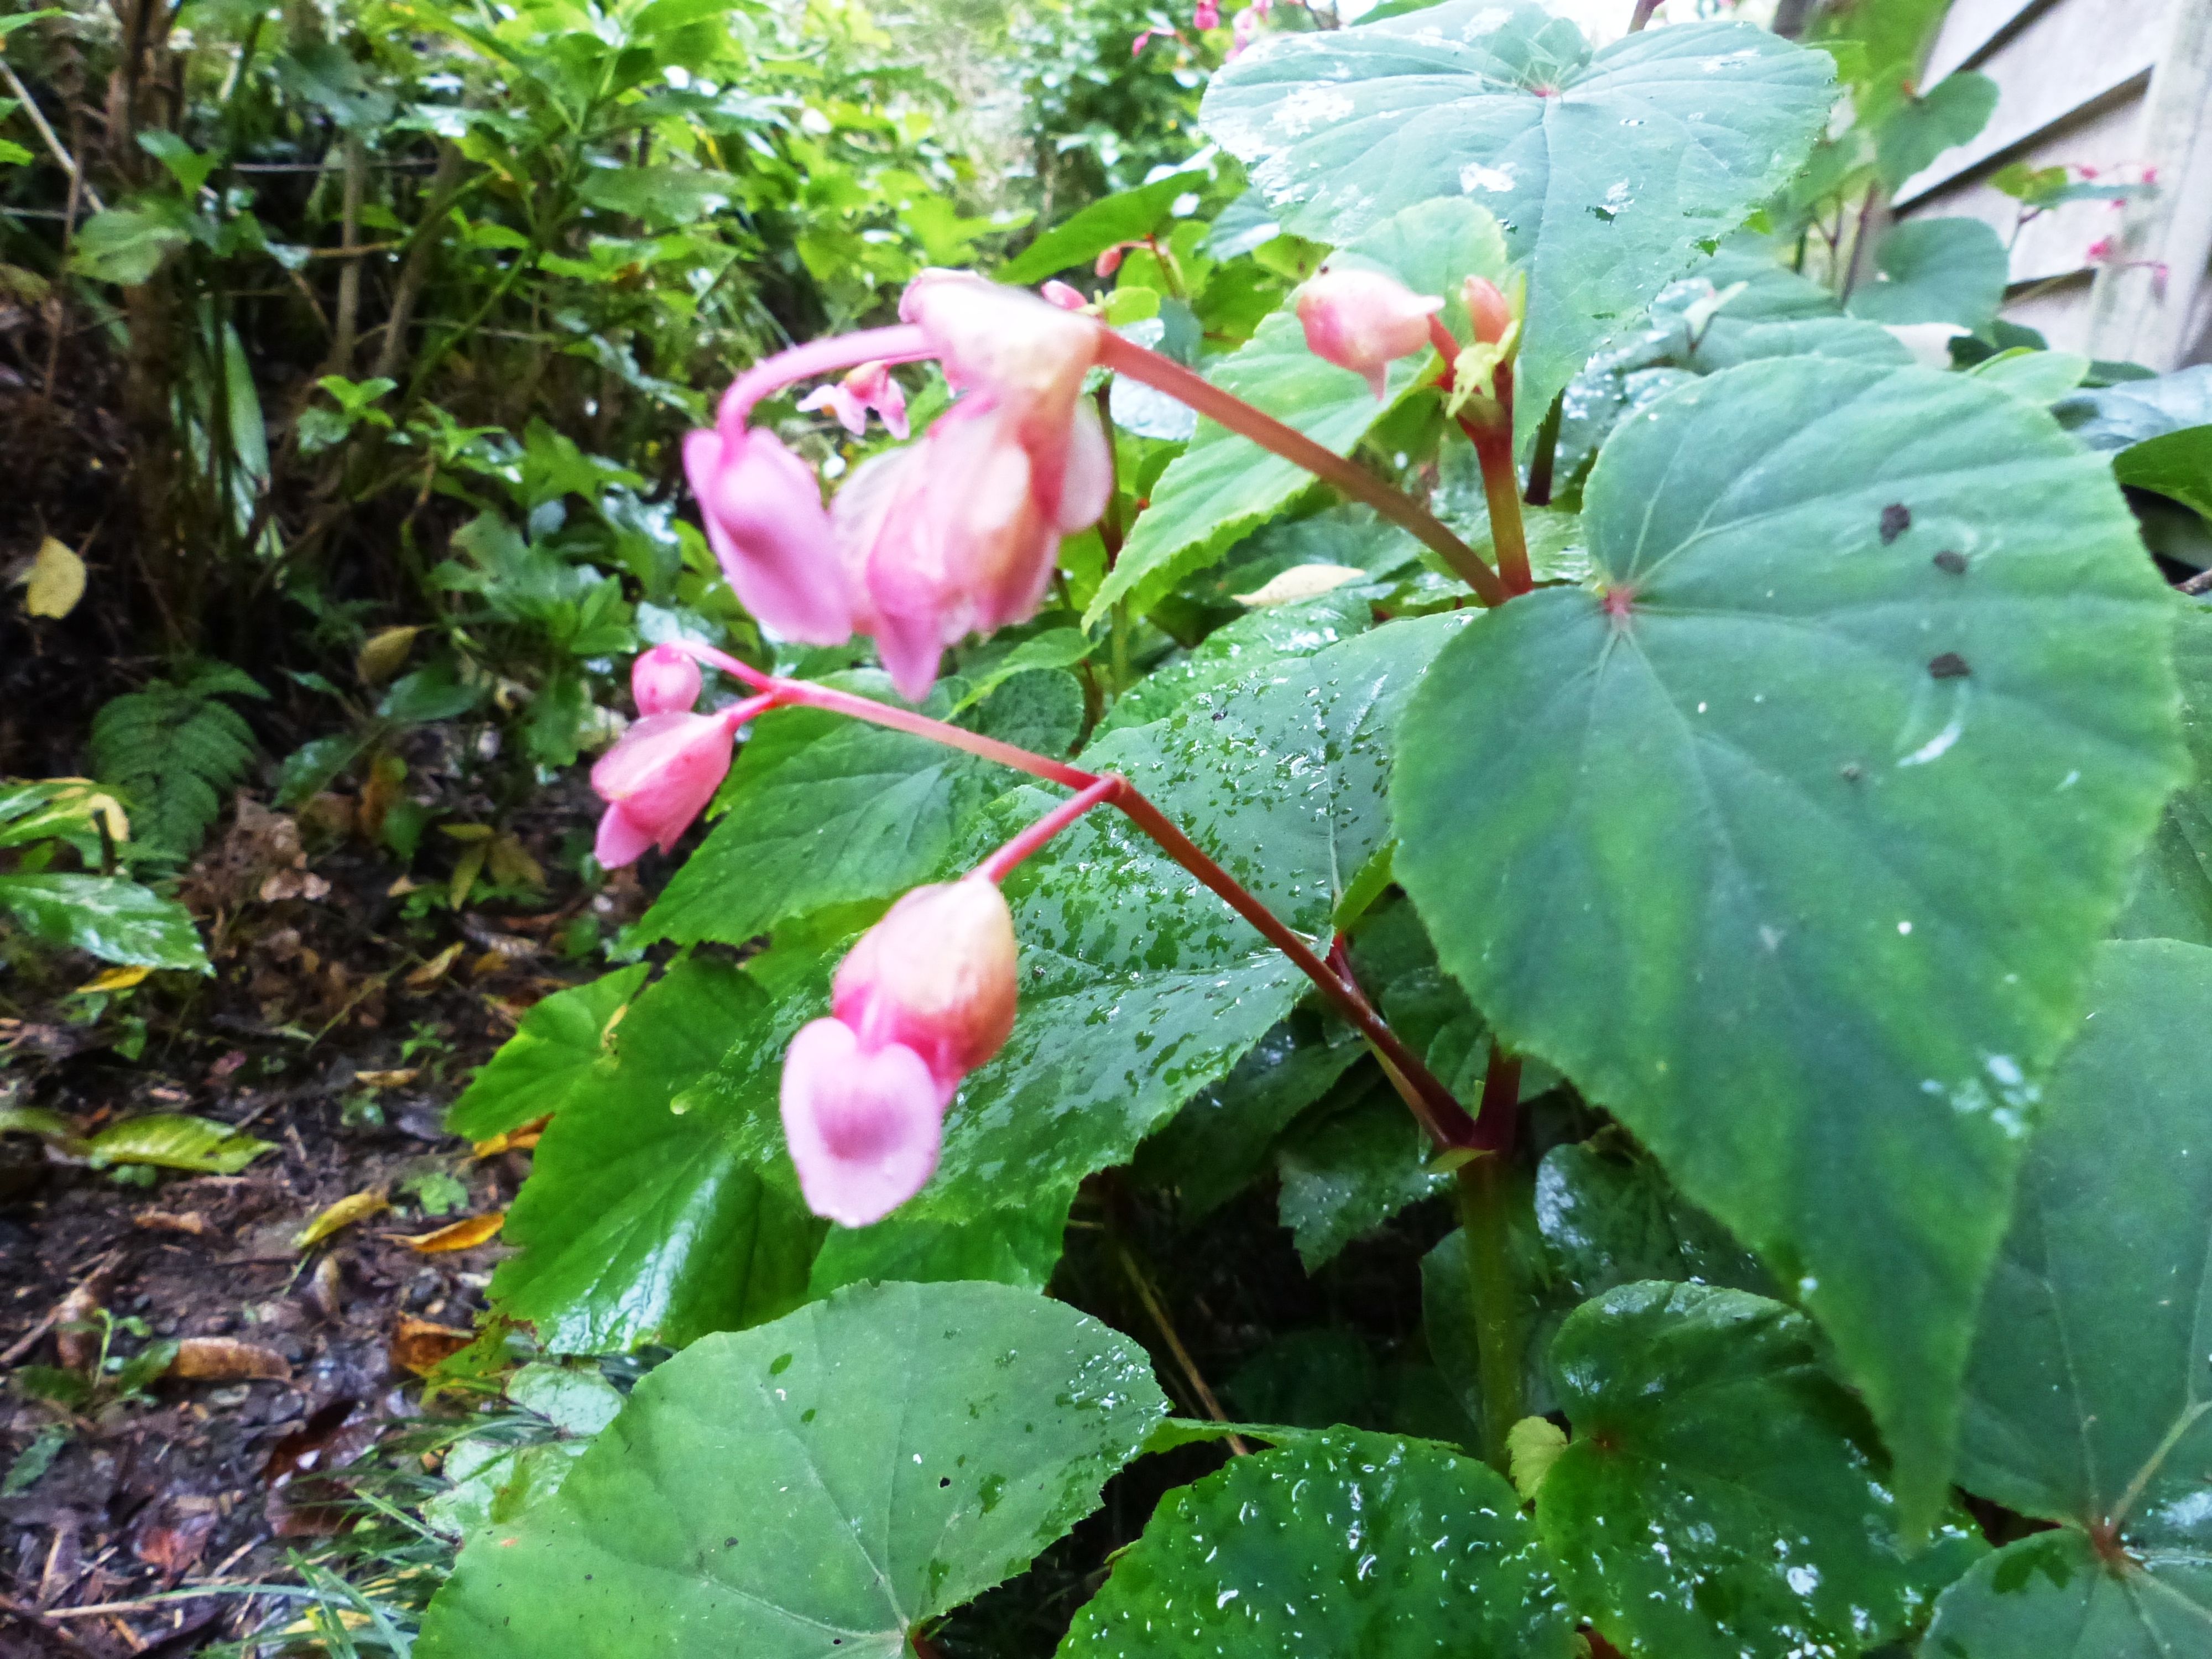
[1087,199,1507,624]
[1534,1141,1771,1303]
[1057,1429,1574,1659]
[1539,1282,1984,1659]
[445,964,650,1141]
[418,1281,1168,1659]
[1202,1,1834,448]
[486,954,822,1352]
[1925,939,2212,1657]
[1392,357,2184,1527]
[911,615,1464,1230]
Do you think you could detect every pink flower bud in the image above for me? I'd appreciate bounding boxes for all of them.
[797,360,911,440]
[1194,0,1219,27]
[1462,276,1515,347]
[588,709,737,867]
[780,1018,950,1227]
[832,875,1019,1087]
[1096,244,1129,278]
[630,644,701,716]
[1041,280,1089,311]
[1295,268,1445,398]
[682,425,859,648]
[2086,236,2114,263]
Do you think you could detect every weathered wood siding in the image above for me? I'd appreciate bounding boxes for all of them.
[1896,0,2212,367]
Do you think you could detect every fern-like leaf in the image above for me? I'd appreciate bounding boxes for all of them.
[89,666,265,858]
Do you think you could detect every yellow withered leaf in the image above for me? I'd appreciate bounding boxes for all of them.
[355,625,422,686]
[294,1188,390,1250]
[388,1211,505,1253]
[22,537,86,618]
[77,964,152,994]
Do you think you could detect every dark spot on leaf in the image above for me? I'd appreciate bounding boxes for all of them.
[725,1537,738,1548]
[1929,653,1970,680]
[1840,762,1863,782]
[769,1352,793,1375]
[939,1476,951,1488]
[1880,504,1911,544]
[1933,549,1968,574]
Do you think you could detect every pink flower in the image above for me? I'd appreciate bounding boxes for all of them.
[780,1019,950,1227]
[1228,1,1264,55]
[832,876,1018,1088]
[1296,268,1445,398]
[682,425,858,647]
[1041,280,1090,311]
[779,874,1020,1225]
[589,708,738,867]
[1194,0,1220,25]
[796,360,911,440]
[630,644,701,716]
[2086,236,2114,263]
[1095,243,1134,278]
[1462,275,1516,347]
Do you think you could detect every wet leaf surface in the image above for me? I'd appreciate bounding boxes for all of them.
[1394,357,2184,1526]
[442,963,648,1141]
[1203,1,1834,447]
[418,1281,1168,1659]
[1538,1282,1984,1659]
[1058,1428,1573,1658]
[1925,940,2212,1657]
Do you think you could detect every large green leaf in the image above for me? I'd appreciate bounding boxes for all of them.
[0,874,209,971]
[1057,1429,1574,1659]
[998,173,1204,285]
[2115,599,2212,946]
[1922,940,2212,1657]
[444,966,651,1141]
[418,1281,1168,1659]
[1392,357,2184,1528]
[1202,1,1834,449]
[1087,199,1507,624]
[2054,364,2212,451]
[909,616,1465,1230]
[1846,218,2008,329]
[639,672,1080,947]
[1539,1282,1983,1659]
[486,955,822,1353]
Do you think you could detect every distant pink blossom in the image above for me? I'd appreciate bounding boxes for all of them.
[796,359,910,440]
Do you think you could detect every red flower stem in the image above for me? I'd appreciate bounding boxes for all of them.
[717,324,934,431]
[977,776,1121,882]
[697,651,1480,1146]
[1330,937,1505,1152]
[1093,331,1509,609]
[1428,317,1531,597]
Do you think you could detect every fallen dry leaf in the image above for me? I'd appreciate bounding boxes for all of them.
[472,1115,550,1159]
[405,941,465,990]
[1235,562,1366,607]
[170,1337,293,1381]
[21,535,87,618]
[353,1068,420,1089]
[54,1278,105,1371]
[132,1496,220,1579]
[387,1211,505,1253]
[76,963,152,994]
[355,624,422,686]
[390,1316,474,1376]
[294,1188,390,1250]
[132,1209,209,1237]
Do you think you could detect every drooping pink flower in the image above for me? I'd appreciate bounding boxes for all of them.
[682,426,858,646]
[779,872,1021,1226]
[630,644,701,716]
[589,708,738,867]
[1296,268,1446,398]
[780,1019,951,1227]
[796,360,911,440]
[832,875,1018,1088]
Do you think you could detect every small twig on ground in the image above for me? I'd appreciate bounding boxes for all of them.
[1,1249,122,1365]
[0,1594,103,1658]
